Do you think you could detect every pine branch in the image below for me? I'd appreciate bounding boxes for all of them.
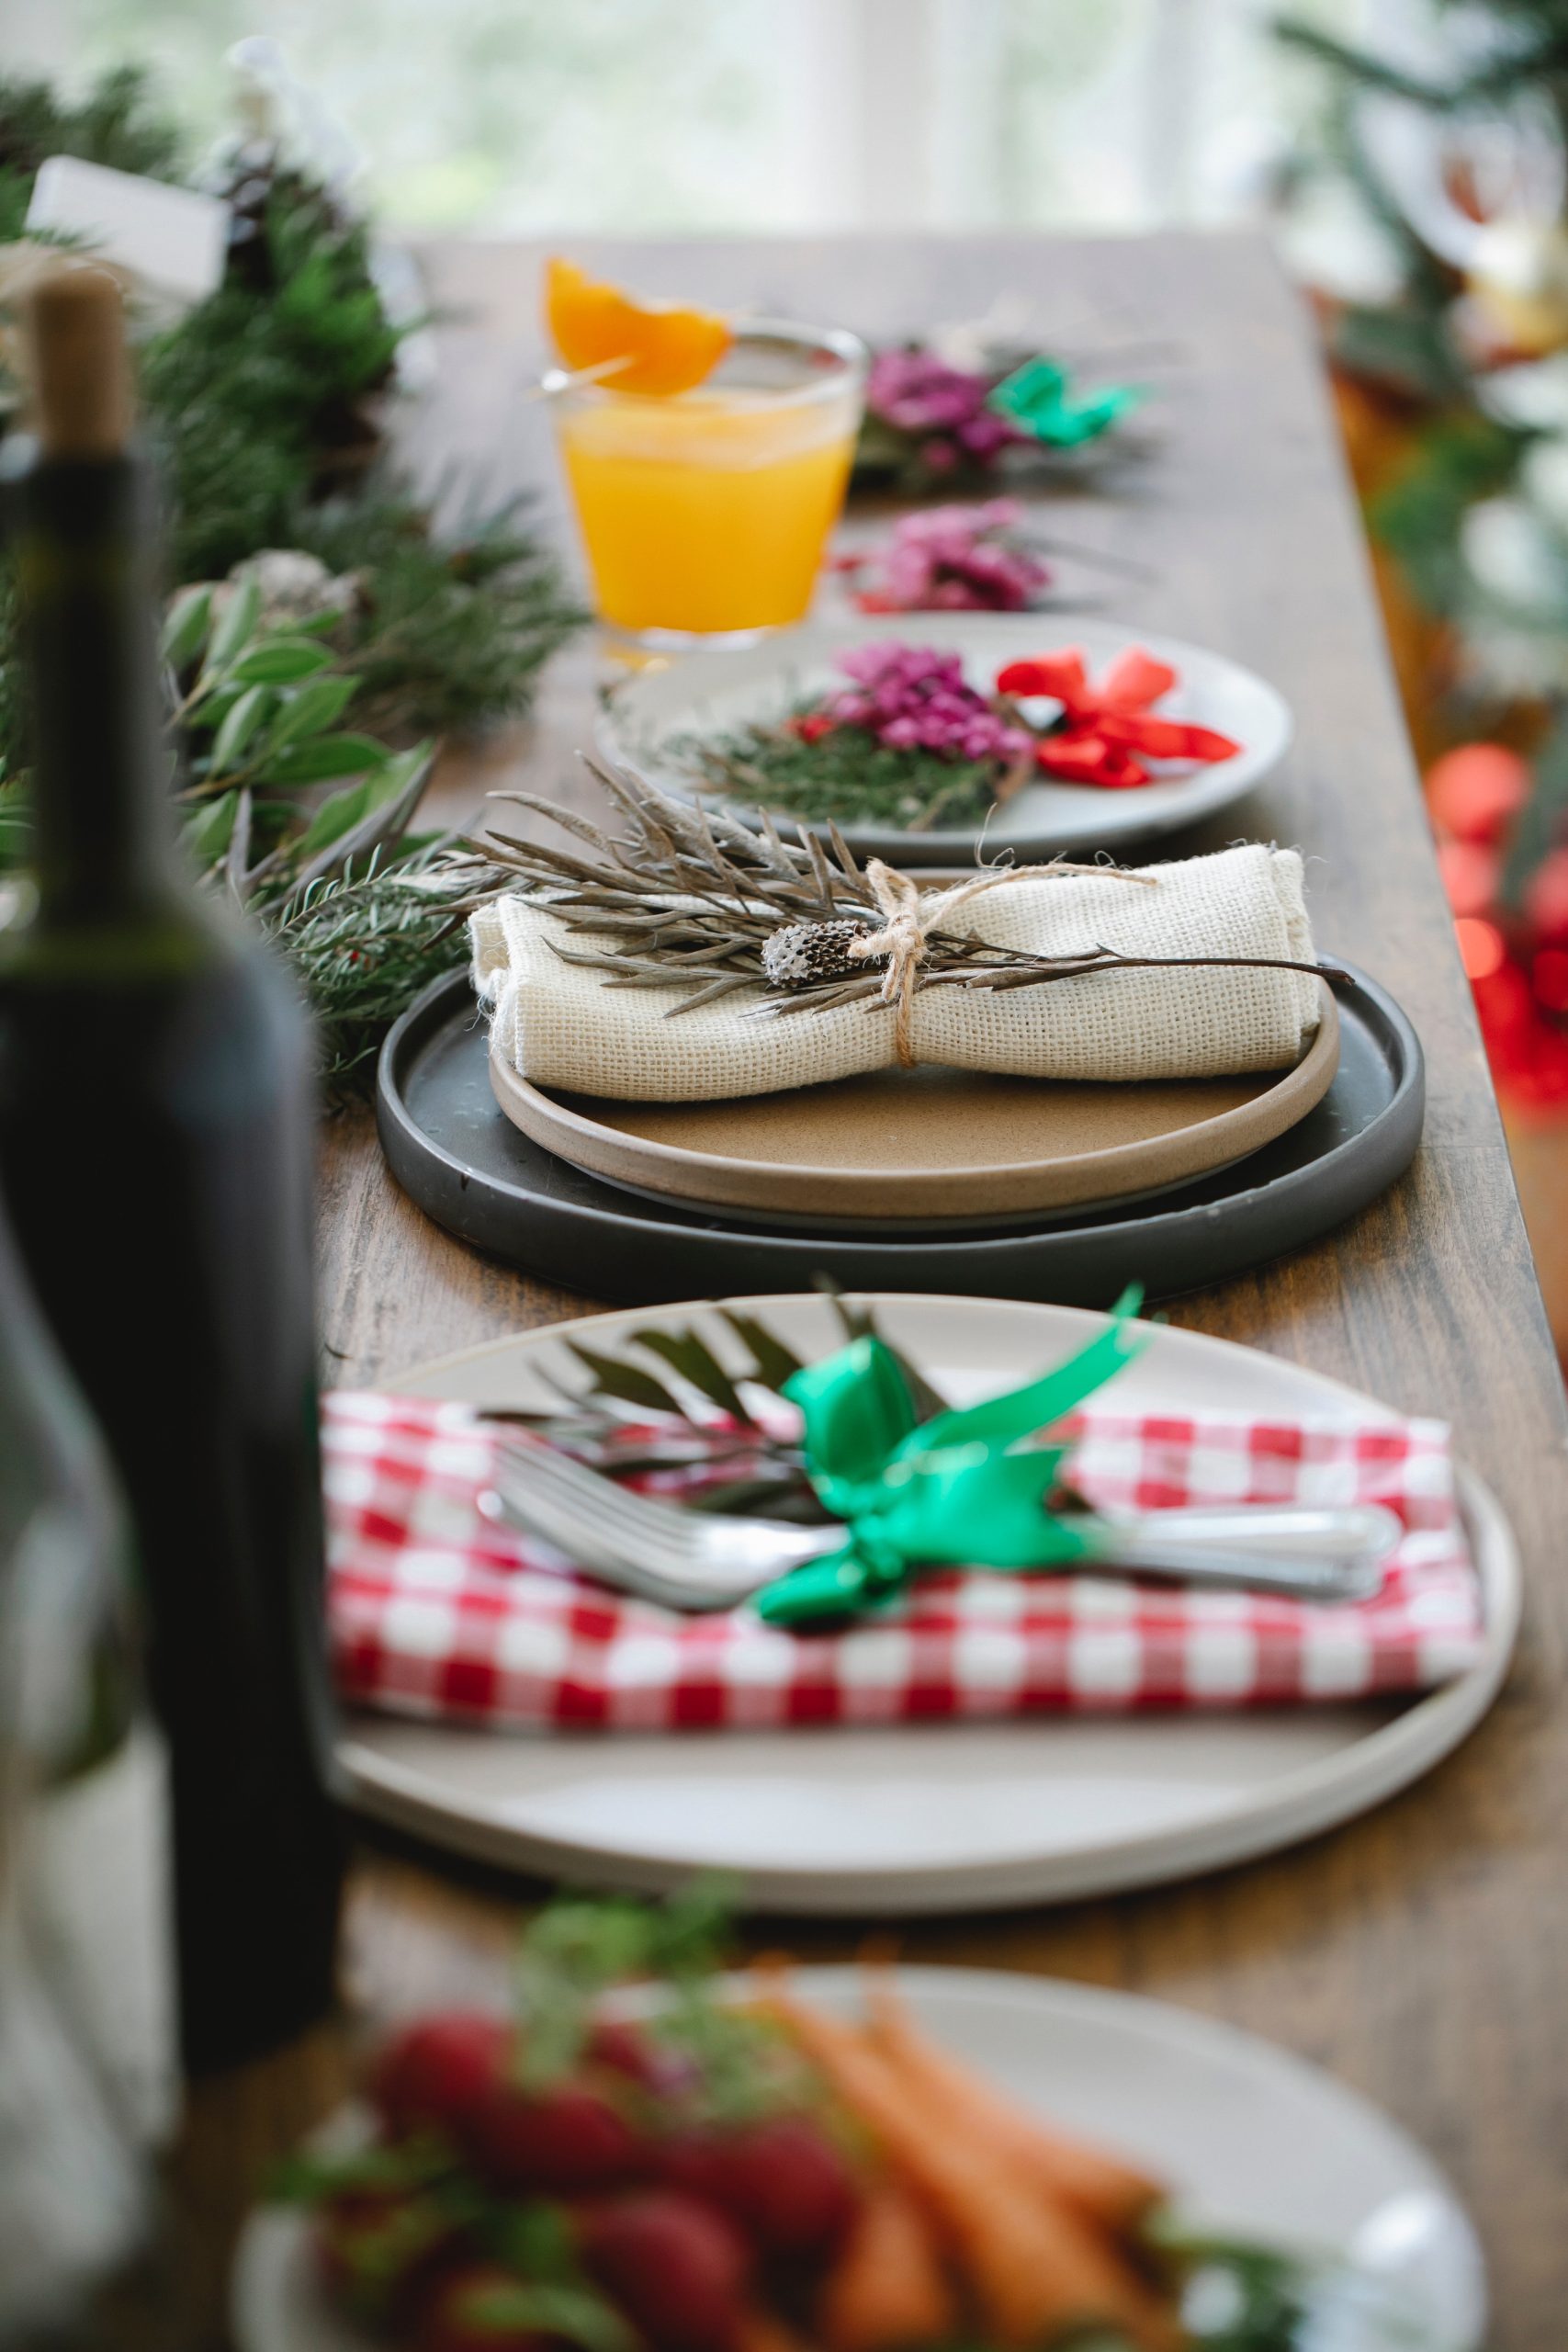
[294,485,586,738]
[260,847,501,1094]
[1273,18,1455,108]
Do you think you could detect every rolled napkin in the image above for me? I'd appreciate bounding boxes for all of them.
[470,842,1322,1103]
[322,1392,1484,1731]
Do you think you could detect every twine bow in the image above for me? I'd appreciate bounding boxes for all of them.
[846,855,1156,1067]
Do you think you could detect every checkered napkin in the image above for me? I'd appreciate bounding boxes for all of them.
[322,1392,1485,1732]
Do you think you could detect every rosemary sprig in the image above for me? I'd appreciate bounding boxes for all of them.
[668,720,1005,831]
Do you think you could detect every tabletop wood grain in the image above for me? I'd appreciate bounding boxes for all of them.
[188,234,1568,2351]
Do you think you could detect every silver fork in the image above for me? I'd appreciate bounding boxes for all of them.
[479,1439,1402,1611]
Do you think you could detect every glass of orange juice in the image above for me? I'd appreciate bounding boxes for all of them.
[547,320,866,647]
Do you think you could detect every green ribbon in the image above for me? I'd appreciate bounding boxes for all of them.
[986,356,1144,449]
[754,1288,1145,1627]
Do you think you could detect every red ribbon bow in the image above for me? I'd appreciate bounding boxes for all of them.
[995,647,1240,788]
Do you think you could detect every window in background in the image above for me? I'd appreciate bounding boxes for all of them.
[0,0,1383,238]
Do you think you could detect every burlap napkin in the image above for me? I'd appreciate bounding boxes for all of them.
[470,842,1321,1103]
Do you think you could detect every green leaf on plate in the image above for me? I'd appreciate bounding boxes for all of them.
[458,2280,634,2352]
[628,1325,749,1422]
[564,1343,687,1418]
[718,1309,807,1395]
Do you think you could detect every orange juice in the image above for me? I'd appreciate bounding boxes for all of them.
[550,322,865,641]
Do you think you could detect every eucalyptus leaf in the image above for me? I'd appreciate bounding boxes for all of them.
[275,746,435,898]
[293,760,408,859]
[266,673,357,750]
[195,681,246,730]
[205,576,262,671]
[209,682,274,771]
[162,584,212,669]
[263,731,388,787]
[181,789,238,865]
[230,637,334,685]
[378,743,437,798]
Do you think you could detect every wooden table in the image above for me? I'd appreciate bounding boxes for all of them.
[188,236,1568,2351]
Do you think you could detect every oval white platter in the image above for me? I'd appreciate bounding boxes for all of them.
[596,611,1293,864]
[232,1965,1484,2352]
[337,1294,1519,1917]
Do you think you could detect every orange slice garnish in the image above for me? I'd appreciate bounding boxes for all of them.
[545,256,732,396]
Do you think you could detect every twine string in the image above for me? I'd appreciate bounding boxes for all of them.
[846,856,1157,1067]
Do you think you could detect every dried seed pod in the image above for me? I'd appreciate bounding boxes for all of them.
[761,917,881,990]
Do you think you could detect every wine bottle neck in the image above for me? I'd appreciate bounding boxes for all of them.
[9,449,185,926]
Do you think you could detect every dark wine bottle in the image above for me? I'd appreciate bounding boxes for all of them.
[0,269,344,2075]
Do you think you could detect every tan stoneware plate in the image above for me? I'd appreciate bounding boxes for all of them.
[487,984,1340,1228]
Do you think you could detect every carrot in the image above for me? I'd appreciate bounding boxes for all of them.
[735,2310,812,2352]
[863,1971,1165,2236]
[818,2182,957,2352]
[753,1972,1180,2352]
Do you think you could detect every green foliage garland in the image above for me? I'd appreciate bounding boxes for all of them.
[0,63,583,1093]
[0,65,186,242]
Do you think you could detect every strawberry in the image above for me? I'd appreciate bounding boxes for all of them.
[585,2018,652,2079]
[413,2262,554,2352]
[587,2017,699,2098]
[658,2117,859,2264]
[581,2189,750,2352]
[369,2013,513,2139]
[465,2080,646,2196]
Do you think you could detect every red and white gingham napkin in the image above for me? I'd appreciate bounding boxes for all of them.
[322,1392,1485,1733]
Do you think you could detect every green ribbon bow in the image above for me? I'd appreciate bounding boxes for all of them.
[986,355,1144,449]
[754,1288,1145,1627]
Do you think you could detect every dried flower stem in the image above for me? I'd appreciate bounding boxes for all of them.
[469,758,1345,1023]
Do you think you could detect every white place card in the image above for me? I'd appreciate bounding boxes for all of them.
[26,157,229,316]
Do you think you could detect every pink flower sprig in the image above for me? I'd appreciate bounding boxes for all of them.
[837,501,1051,615]
[864,349,1022,475]
[798,642,1032,764]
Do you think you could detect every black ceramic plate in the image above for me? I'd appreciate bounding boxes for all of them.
[375,966,1424,1308]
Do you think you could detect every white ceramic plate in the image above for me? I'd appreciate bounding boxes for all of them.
[596,612,1293,864]
[231,1965,1485,2352]
[338,1295,1518,1917]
